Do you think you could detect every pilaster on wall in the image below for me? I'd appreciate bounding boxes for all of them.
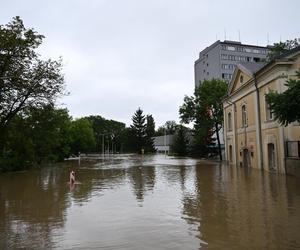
[254,88,263,170]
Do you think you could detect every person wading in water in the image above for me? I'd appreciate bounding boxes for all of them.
[70,170,75,184]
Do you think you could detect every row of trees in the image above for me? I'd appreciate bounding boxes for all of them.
[0,17,149,172]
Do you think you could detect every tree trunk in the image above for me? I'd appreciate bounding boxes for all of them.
[215,123,222,161]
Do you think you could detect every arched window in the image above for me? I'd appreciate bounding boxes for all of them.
[228,112,232,131]
[265,96,274,121]
[242,105,247,127]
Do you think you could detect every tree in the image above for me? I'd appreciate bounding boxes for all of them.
[86,115,125,153]
[266,69,300,126]
[267,38,300,61]
[172,125,187,156]
[0,16,65,151]
[1,105,72,171]
[145,115,156,153]
[131,107,146,153]
[70,118,96,155]
[120,127,136,153]
[179,79,227,160]
[155,120,177,136]
[26,104,72,162]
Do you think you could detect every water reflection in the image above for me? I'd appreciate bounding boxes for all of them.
[182,164,300,249]
[127,165,156,204]
[0,155,299,249]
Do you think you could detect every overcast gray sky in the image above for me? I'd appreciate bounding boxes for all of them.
[0,0,299,127]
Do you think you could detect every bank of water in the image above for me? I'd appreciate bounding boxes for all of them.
[0,154,299,249]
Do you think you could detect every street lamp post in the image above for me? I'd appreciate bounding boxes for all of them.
[99,132,115,155]
[164,128,167,156]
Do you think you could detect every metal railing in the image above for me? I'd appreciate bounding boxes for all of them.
[286,141,300,158]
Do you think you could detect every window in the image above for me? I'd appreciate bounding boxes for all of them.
[241,105,247,127]
[246,57,252,62]
[227,46,236,51]
[265,96,274,121]
[253,49,260,54]
[207,63,209,66]
[228,55,235,61]
[245,48,252,53]
[228,64,235,70]
[228,112,232,131]
[207,72,209,75]
[222,64,229,69]
[222,73,231,80]
[237,47,244,52]
[221,45,227,50]
[221,54,227,60]
[240,75,244,84]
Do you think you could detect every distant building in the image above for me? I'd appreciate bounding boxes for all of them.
[153,135,175,154]
[223,46,300,175]
[194,40,270,87]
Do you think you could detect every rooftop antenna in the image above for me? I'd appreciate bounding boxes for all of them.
[238,30,241,42]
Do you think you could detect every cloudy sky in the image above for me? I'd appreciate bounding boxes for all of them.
[0,0,299,127]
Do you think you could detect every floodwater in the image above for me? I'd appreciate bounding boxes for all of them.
[0,154,300,249]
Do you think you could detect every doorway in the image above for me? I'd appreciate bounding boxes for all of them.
[229,145,233,162]
[268,143,276,171]
[242,148,250,167]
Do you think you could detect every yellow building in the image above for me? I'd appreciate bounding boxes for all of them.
[223,47,300,175]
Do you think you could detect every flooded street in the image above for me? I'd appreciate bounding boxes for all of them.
[0,154,300,249]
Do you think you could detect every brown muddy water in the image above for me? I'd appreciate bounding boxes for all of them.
[0,154,299,249]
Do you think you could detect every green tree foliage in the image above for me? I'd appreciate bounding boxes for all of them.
[266,69,300,126]
[26,105,72,162]
[86,115,125,153]
[172,125,187,156]
[155,120,177,136]
[69,118,96,155]
[267,38,300,61]
[131,108,146,153]
[145,115,156,153]
[1,105,72,171]
[119,127,136,153]
[0,16,65,152]
[179,79,227,159]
